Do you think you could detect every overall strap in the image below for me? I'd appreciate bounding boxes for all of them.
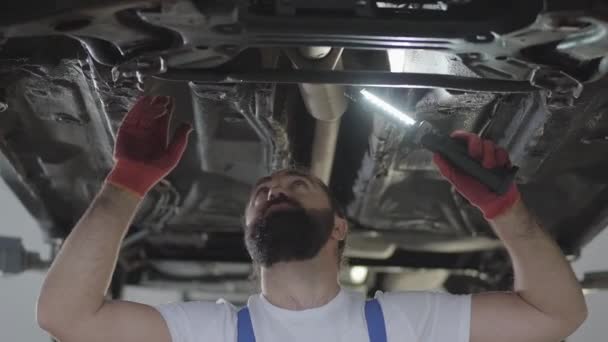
[237,307,256,342]
[365,299,388,342]
[237,299,388,342]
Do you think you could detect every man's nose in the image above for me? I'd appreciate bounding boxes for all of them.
[267,186,288,201]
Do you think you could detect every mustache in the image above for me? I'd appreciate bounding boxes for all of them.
[260,195,303,216]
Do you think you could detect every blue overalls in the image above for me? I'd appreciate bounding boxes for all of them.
[237,298,387,342]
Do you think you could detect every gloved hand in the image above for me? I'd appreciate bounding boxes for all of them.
[432,131,520,219]
[106,96,192,197]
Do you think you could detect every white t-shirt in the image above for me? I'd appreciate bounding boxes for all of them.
[156,288,471,342]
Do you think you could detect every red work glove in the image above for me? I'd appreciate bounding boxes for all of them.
[432,131,520,219]
[106,96,192,197]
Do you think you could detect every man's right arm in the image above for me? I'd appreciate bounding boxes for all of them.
[36,183,171,342]
[37,96,191,342]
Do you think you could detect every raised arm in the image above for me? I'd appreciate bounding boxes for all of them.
[37,96,191,342]
[433,132,587,342]
[471,199,587,342]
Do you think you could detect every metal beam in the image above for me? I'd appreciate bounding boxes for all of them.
[153,69,539,93]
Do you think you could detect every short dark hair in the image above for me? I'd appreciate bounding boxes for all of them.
[311,178,346,254]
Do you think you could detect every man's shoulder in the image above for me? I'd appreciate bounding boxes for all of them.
[376,290,470,302]
[375,290,471,318]
[155,298,241,342]
[155,298,240,325]
[375,291,472,342]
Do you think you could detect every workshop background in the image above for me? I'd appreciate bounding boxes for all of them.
[1,176,606,341]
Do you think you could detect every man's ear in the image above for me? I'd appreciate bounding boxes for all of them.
[332,215,348,241]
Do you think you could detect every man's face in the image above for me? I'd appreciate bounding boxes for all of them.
[244,170,339,267]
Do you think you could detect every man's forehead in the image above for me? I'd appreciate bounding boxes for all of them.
[253,169,323,188]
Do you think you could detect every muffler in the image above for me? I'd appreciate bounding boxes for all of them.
[286,47,348,184]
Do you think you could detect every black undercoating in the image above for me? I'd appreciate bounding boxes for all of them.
[2,1,608,293]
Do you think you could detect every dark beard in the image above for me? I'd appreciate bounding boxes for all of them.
[245,205,334,267]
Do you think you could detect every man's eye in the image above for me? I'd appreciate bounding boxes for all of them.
[291,179,307,188]
[256,186,269,196]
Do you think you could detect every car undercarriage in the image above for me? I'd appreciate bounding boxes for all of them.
[1,0,608,301]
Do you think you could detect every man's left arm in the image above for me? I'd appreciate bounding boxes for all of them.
[433,131,587,342]
[471,199,587,342]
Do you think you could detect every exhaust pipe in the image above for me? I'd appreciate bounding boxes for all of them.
[289,47,348,184]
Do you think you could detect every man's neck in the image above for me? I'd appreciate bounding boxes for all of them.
[260,252,340,311]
